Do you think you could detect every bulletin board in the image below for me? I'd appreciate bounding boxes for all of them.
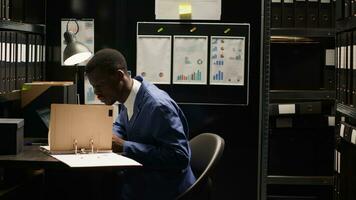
[136,22,250,105]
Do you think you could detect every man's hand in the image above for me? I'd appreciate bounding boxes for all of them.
[112,134,125,152]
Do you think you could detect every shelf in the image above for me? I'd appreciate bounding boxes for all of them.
[270,90,335,101]
[267,175,334,186]
[0,20,45,34]
[271,28,335,38]
[0,91,21,103]
[336,103,356,119]
[336,18,356,33]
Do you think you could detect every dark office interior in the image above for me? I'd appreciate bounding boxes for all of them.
[0,0,355,200]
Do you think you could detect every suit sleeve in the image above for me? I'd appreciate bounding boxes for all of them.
[122,104,191,171]
[112,110,127,139]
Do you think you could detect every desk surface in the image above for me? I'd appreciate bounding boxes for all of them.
[0,146,66,169]
[0,146,141,170]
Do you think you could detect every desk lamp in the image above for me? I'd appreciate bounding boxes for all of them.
[63,20,92,65]
[63,19,92,103]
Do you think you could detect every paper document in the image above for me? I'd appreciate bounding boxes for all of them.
[173,36,208,85]
[210,36,246,85]
[136,35,171,84]
[52,153,142,168]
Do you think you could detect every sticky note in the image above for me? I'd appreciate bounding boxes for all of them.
[179,3,192,19]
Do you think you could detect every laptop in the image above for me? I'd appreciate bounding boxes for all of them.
[41,104,114,154]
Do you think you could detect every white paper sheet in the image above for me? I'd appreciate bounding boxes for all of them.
[155,0,221,20]
[137,35,171,84]
[173,36,208,85]
[210,36,245,85]
[52,153,142,168]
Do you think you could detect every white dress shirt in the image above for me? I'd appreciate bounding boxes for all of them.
[123,79,141,120]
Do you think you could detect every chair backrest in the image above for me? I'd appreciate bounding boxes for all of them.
[176,133,225,200]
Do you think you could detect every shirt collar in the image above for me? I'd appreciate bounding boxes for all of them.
[123,79,141,120]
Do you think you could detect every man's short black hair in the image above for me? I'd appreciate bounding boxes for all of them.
[85,48,128,75]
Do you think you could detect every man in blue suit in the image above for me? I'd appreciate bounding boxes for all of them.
[85,48,196,200]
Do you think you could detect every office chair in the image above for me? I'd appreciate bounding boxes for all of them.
[176,133,225,200]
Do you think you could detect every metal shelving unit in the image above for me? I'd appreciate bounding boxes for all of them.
[267,175,334,186]
[271,28,335,38]
[0,20,45,34]
[270,90,335,101]
[0,91,21,103]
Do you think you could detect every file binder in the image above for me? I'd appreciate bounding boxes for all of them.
[319,0,332,28]
[0,31,4,93]
[352,0,356,16]
[336,34,341,102]
[344,0,351,18]
[352,31,356,107]
[332,0,336,27]
[335,0,344,20]
[295,0,307,27]
[272,0,282,27]
[4,31,10,93]
[282,0,295,27]
[26,34,34,83]
[347,31,352,105]
[40,104,142,168]
[10,0,24,22]
[16,32,26,89]
[307,0,319,28]
[340,33,347,104]
[47,104,113,154]
[9,31,16,91]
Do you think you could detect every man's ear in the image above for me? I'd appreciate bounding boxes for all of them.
[115,69,125,79]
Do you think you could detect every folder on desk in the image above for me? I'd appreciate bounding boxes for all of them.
[41,104,142,168]
[45,104,113,154]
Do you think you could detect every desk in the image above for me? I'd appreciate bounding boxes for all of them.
[0,145,65,169]
[0,146,137,200]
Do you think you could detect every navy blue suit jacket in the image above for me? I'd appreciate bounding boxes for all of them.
[113,76,196,199]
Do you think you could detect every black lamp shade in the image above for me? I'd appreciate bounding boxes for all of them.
[63,31,92,65]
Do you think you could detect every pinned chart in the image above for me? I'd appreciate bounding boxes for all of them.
[173,36,208,84]
[136,35,172,84]
[136,22,250,105]
[210,36,245,85]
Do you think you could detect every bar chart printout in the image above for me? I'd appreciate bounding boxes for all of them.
[173,36,208,84]
[210,36,245,85]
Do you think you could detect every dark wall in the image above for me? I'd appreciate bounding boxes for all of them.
[46,0,263,199]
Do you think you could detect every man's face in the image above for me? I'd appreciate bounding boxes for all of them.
[87,69,122,105]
